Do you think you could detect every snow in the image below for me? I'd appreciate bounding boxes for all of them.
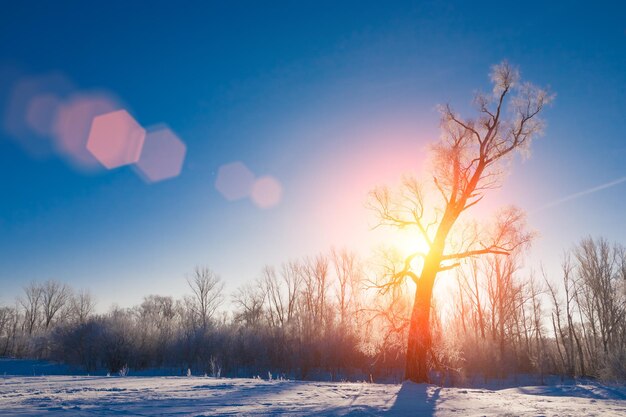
[1,374,625,416]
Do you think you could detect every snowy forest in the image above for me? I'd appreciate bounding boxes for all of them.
[1,237,624,383]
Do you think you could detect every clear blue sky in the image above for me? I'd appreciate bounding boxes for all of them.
[1,1,624,308]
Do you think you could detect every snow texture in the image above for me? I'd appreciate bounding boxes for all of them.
[1,374,625,416]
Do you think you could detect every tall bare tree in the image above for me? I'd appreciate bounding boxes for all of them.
[187,266,224,329]
[574,237,626,372]
[331,248,362,328]
[370,61,552,382]
[41,280,72,329]
[232,280,265,326]
[261,266,286,328]
[20,282,43,335]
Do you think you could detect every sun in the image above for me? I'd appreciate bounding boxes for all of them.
[393,228,431,270]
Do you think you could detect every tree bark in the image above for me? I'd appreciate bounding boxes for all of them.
[405,257,440,382]
[404,213,455,382]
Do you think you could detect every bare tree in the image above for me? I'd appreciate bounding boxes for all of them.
[41,280,72,329]
[281,261,302,325]
[331,248,362,328]
[232,281,265,326]
[457,258,487,339]
[300,255,331,331]
[370,61,552,382]
[544,267,568,376]
[139,295,176,332]
[573,237,626,377]
[187,266,224,329]
[0,305,20,356]
[486,251,527,369]
[20,282,43,335]
[69,289,96,324]
[450,213,530,377]
[261,266,286,328]
[544,257,586,377]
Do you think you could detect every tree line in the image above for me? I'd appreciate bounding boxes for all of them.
[0,238,624,382]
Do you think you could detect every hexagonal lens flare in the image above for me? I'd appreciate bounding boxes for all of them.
[251,175,282,208]
[215,162,255,201]
[134,126,186,183]
[86,109,146,170]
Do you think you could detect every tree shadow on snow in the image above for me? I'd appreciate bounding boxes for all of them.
[385,382,440,416]
[306,382,441,416]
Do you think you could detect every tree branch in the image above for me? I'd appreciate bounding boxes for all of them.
[441,247,510,261]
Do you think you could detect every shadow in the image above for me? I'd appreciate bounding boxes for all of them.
[307,382,441,416]
[514,384,626,400]
[386,382,440,416]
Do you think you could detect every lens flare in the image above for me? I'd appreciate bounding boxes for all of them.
[134,126,186,183]
[215,161,255,201]
[251,176,283,209]
[53,93,121,170]
[86,109,146,170]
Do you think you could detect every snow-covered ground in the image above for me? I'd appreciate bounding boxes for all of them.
[1,374,625,416]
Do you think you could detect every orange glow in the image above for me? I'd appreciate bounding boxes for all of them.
[292,120,433,256]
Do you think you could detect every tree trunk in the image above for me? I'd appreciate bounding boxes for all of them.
[405,265,436,382]
[404,214,454,383]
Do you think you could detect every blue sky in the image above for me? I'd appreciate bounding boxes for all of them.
[1,1,624,308]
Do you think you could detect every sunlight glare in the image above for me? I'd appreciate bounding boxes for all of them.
[393,228,430,271]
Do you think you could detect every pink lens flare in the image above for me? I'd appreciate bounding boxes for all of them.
[53,93,121,170]
[134,126,187,183]
[215,161,255,201]
[86,109,146,170]
[251,175,283,209]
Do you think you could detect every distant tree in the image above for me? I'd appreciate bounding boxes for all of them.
[187,266,224,329]
[300,255,331,333]
[0,305,19,356]
[544,256,584,377]
[331,249,362,329]
[573,237,626,378]
[261,266,286,328]
[41,280,72,329]
[20,282,43,335]
[370,61,552,382]
[69,289,96,324]
[280,261,302,325]
[232,281,265,327]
